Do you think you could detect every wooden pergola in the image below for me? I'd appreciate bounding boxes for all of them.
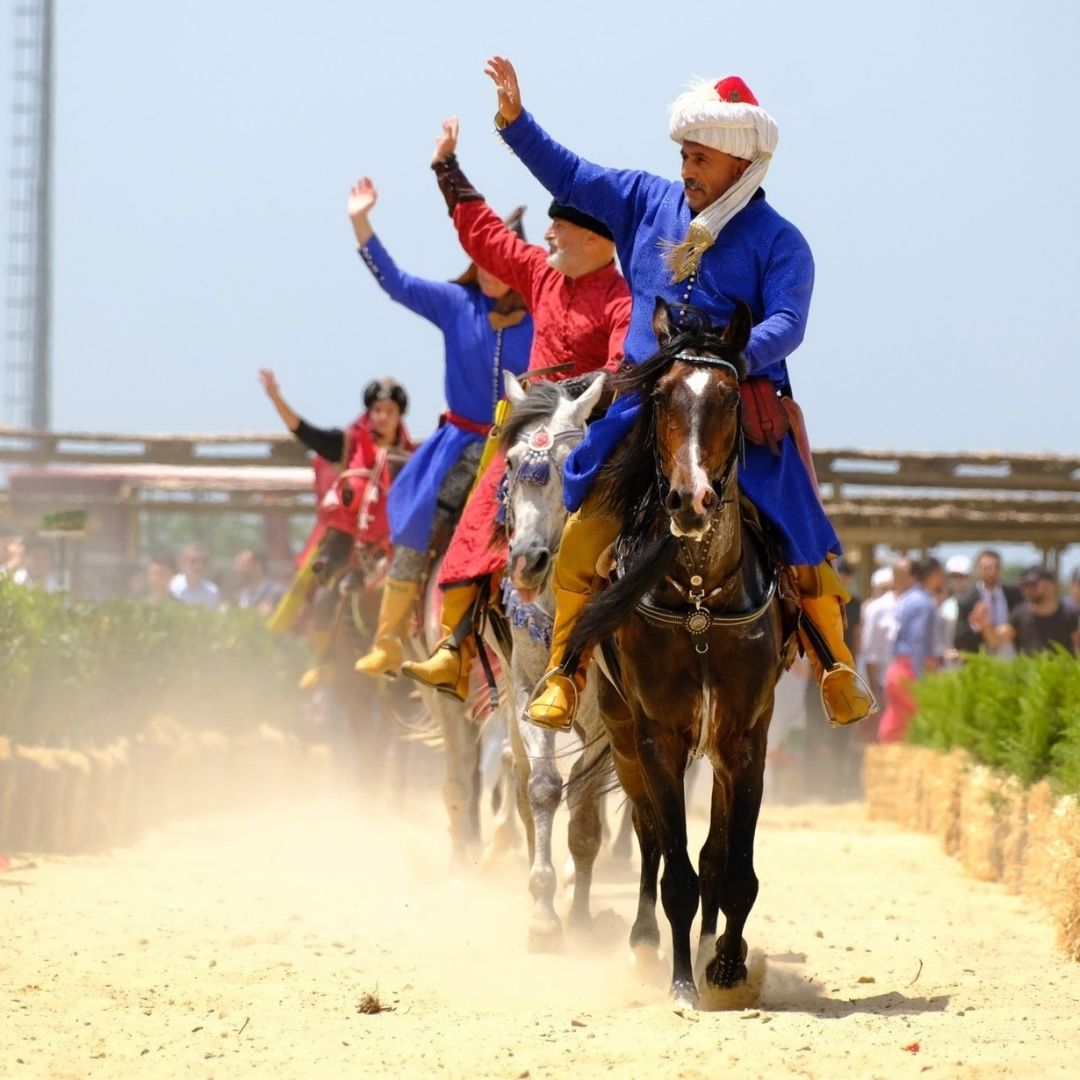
[1,427,1077,597]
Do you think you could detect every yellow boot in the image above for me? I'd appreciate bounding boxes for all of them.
[526,497,621,732]
[354,579,419,677]
[796,562,876,726]
[298,628,334,691]
[400,583,479,702]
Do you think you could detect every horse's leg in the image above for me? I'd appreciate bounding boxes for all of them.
[611,796,635,860]
[519,718,564,951]
[434,693,478,872]
[696,772,730,974]
[508,698,537,866]
[705,729,768,989]
[597,684,661,962]
[636,721,699,1006]
[564,726,606,935]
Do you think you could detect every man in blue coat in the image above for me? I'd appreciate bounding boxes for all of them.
[484,57,874,731]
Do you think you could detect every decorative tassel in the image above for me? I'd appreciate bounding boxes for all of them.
[517,452,551,487]
[662,219,717,282]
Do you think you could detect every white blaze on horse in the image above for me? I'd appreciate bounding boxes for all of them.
[489,370,611,950]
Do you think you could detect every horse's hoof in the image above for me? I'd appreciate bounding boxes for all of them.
[566,908,592,939]
[527,919,564,954]
[670,978,699,1009]
[629,943,665,984]
[705,934,750,989]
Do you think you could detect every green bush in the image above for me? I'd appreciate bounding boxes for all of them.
[0,577,310,746]
[909,649,1080,791]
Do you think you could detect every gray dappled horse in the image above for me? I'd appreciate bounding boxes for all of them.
[485,371,613,950]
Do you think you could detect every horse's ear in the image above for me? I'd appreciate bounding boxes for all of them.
[503,370,527,409]
[652,297,676,344]
[721,300,753,354]
[569,372,606,426]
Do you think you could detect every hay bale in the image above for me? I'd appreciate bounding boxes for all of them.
[863,744,907,822]
[998,774,1029,895]
[1023,781,1058,915]
[957,765,1005,882]
[924,749,968,855]
[13,745,65,851]
[51,749,92,852]
[1057,801,1080,961]
[0,737,15,847]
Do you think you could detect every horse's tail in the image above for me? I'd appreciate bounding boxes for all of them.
[567,531,677,656]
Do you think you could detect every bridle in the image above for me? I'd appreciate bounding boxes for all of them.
[501,423,586,537]
[651,350,744,515]
[634,349,775,654]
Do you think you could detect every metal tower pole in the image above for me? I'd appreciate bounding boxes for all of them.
[31,0,53,430]
[4,0,53,431]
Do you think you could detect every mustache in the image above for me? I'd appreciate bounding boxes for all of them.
[684,179,707,193]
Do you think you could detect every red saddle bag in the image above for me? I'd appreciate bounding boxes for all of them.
[739,377,791,456]
[739,379,823,503]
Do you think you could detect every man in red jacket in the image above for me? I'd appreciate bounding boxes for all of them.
[401,118,630,700]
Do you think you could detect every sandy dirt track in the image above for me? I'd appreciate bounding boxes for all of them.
[4,785,1080,1079]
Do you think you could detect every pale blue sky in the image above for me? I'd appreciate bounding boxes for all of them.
[1,0,1078,454]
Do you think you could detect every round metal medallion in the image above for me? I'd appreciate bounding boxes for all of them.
[686,610,711,634]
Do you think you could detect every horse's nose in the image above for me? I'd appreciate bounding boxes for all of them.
[694,486,717,515]
[511,545,551,586]
[666,486,712,536]
[666,486,714,514]
[664,488,686,516]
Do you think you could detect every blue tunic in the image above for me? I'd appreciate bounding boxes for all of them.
[358,236,533,551]
[500,111,839,565]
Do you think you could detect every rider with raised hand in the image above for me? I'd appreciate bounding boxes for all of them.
[348,175,534,678]
[399,116,630,702]
[260,369,413,687]
[485,56,874,731]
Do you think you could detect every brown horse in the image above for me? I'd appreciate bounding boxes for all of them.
[568,299,796,1007]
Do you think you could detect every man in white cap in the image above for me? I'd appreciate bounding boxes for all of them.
[937,554,972,665]
[484,56,874,731]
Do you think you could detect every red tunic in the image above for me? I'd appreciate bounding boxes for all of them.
[298,416,414,564]
[437,201,630,587]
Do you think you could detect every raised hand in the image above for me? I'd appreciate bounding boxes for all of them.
[484,56,522,124]
[348,177,378,221]
[348,177,377,245]
[258,368,281,400]
[431,117,460,165]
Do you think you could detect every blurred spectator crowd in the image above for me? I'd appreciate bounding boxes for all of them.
[0,528,285,617]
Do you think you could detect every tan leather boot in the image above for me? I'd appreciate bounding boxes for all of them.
[400,583,479,702]
[796,562,876,726]
[526,499,621,732]
[298,628,334,691]
[354,579,419,677]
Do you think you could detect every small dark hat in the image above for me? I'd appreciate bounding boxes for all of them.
[363,378,408,414]
[548,200,613,241]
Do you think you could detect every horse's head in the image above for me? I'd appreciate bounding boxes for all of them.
[648,298,751,540]
[501,370,606,603]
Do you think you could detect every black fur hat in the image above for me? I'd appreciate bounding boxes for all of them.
[363,378,408,414]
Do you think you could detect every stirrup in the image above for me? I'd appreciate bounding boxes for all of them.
[525,667,579,733]
[820,663,877,727]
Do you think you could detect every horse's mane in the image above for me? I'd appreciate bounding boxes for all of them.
[567,305,747,657]
[497,373,606,453]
